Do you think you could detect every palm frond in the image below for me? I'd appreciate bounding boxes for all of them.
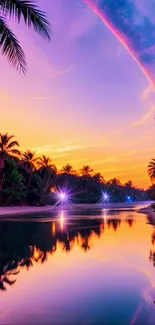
[9,148,21,156]
[22,150,35,160]
[7,140,19,149]
[3,133,14,142]
[0,16,26,73]
[0,0,51,40]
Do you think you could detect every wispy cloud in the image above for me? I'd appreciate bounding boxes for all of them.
[32,96,53,100]
[53,65,73,78]
[31,143,91,155]
[100,163,147,175]
[91,156,121,166]
[125,150,138,156]
[68,4,97,41]
[127,104,155,128]
[30,141,112,157]
[51,153,70,159]
[140,85,153,101]
[31,65,73,100]
[52,144,88,153]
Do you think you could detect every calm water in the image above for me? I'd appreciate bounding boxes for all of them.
[0,207,155,325]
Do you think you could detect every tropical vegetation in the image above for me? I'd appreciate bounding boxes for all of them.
[0,132,148,206]
[0,0,51,73]
[147,158,155,201]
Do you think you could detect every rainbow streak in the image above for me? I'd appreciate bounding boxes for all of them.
[84,0,155,89]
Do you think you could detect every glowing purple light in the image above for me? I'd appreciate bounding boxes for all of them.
[102,192,109,202]
[54,187,72,207]
[58,191,68,202]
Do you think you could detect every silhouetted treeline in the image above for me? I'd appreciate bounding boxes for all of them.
[0,133,148,206]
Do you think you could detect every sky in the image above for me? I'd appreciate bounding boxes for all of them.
[1,0,155,188]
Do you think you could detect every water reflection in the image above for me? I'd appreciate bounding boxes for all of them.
[0,210,155,325]
[0,211,136,292]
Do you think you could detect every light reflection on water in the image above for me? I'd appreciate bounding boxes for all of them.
[0,208,155,324]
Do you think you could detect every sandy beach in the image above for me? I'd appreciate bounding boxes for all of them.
[0,201,152,218]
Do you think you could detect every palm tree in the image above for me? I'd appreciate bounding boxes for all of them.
[37,155,57,172]
[108,178,121,186]
[80,165,93,176]
[35,168,55,205]
[21,150,38,189]
[0,133,20,157]
[4,168,24,205]
[0,0,51,73]
[124,180,133,187]
[148,159,155,183]
[93,172,104,184]
[61,163,74,174]
[80,165,94,192]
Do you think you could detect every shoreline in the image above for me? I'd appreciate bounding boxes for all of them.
[0,201,152,218]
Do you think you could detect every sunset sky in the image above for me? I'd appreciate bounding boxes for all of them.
[1,0,155,188]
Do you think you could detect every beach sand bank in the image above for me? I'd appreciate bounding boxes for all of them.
[0,202,151,218]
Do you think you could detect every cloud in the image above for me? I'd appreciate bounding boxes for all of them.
[32,96,53,100]
[127,104,155,128]
[68,4,97,41]
[140,85,153,101]
[30,141,112,157]
[52,144,88,153]
[31,65,74,100]
[100,163,147,175]
[125,150,138,156]
[51,153,70,159]
[91,156,121,166]
[53,65,73,78]
[31,143,91,155]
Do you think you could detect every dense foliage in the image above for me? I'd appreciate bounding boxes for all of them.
[0,133,148,206]
[147,159,155,201]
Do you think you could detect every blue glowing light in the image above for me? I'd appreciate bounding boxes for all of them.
[126,195,132,202]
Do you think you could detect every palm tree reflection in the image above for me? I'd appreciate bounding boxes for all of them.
[149,250,155,266]
[0,212,137,291]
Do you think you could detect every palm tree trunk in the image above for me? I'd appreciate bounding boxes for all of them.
[27,169,33,190]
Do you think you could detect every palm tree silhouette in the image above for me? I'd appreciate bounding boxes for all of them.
[35,167,56,205]
[21,150,38,189]
[93,172,104,186]
[80,165,93,176]
[61,163,74,174]
[4,160,24,205]
[80,165,94,192]
[0,272,17,291]
[0,0,51,73]
[37,155,56,171]
[148,159,155,183]
[149,250,155,266]
[0,133,20,157]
